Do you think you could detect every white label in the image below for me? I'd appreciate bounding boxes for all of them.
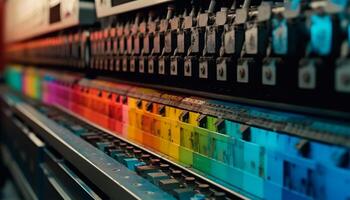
[206,27,216,54]
[198,13,208,27]
[237,60,249,83]
[158,58,165,75]
[245,25,258,54]
[130,59,135,72]
[216,11,227,26]
[165,31,172,53]
[119,37,125,53]
[148,59,154,74]
[115,59,121,71]
[170,59,178,76]
[224,27,235,54]
[262,60,277,85]
[144,36,150,53]
[134,37,140,54]
[109,59,114,71]
[298,61,316,89]
[191,28,200,53]
[139,59,145,73]
[184,59,192,77]
[122,58,128,72]
[154,33,160,53]
[199,60,208,79]
[177,32,185,53]
[113,40,118,54]
[335,60,350,93]
[217,60,227,81]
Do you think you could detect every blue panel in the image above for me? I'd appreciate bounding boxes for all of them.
[243,140,264,177]
[243,171,264,199]
[264,181,282,200]
[314,164,350,200]
[310,14,332,56]
[282,187,312,200]
[266,150,284,186]
[232,139,245,170]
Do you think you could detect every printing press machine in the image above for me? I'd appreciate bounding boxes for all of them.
[1,0,350,199]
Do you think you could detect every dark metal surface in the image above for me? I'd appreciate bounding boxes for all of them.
[8,100,174,200]
[57,105,250,199]
[1,147,38,200]
[99,76,350,121]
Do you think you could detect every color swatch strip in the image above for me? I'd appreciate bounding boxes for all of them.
[5,65,350,200]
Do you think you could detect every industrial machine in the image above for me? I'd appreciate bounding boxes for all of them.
[1,0,350,199]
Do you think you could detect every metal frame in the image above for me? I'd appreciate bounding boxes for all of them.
[57,105,250,200]
[1,146,38,200]
[8,101,174,200]
[95,0,173,18]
